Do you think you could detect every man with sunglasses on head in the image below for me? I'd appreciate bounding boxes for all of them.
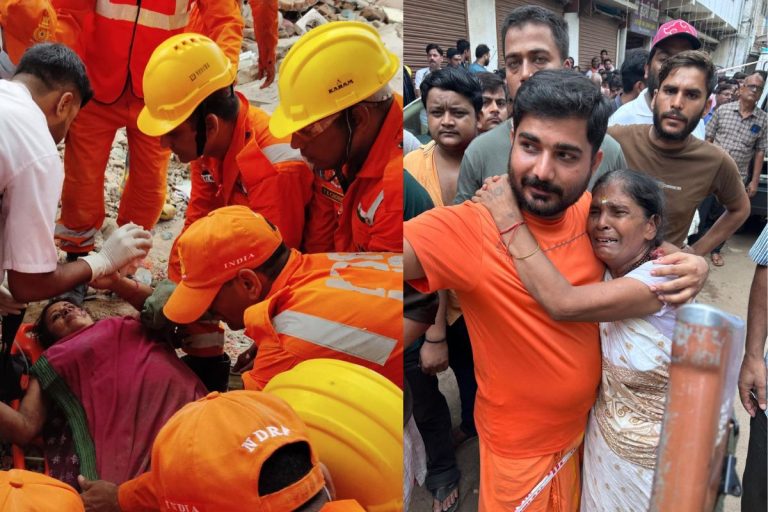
[270,21,403,253]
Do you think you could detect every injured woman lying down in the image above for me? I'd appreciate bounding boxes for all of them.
[0,299,206,489]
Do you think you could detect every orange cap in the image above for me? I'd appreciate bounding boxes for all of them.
[149,390,325,511]
[163,206,283,324]
[0,469,84,511]
[0,0,57,64]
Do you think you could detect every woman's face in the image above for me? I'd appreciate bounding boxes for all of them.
[588,181,658,274]
[44,301,94,342]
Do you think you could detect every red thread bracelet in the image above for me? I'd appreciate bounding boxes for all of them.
[499,220,525,236]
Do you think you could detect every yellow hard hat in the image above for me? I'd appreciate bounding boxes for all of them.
[269,21,399,138]
[138,33,236,137]
[263,359,403,512]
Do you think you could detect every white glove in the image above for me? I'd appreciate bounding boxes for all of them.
[0,284,25,315]
[82,223,153,281]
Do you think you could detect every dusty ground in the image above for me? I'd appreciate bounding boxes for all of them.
[409,219,766,512]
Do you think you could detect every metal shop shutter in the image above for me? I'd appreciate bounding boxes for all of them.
[403,0,468,75]
[578,9,619,69]
[495,0,565,69]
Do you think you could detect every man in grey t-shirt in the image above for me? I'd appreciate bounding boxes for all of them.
[454,5,625,204]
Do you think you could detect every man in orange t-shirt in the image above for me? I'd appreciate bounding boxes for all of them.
[162,206,403,390]
[405,71,611,510]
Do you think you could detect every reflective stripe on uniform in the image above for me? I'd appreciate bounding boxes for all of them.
[272,310,396,365]
[357,190,384,225]
[262,143,305,164]
[54,224,100,251]
[95,0,189,30]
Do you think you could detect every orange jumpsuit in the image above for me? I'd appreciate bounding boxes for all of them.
[167,92,314,282]
[240,250,404,390]
[53,0,261,254]
[302,95,404,253]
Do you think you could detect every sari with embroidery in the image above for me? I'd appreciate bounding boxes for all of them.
[581,262,677,511]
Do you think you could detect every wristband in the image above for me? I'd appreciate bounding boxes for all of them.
[424,338,447,344]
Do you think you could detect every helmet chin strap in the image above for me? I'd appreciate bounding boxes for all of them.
[194,108,208,159]
[328,108,353,192]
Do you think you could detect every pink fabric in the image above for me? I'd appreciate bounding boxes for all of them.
[43,317,206,484]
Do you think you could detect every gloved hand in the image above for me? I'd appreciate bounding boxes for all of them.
[82,223,152,281]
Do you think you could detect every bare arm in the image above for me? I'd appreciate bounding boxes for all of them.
[747,150,764,198]
[7,261,92,303]
[404,238,426,281]
[738,264,767,416]
[0,379,46,446]
[91,273,153,312]
[497,224,662,322]
[472,176,699,322]
[688,189,751,257]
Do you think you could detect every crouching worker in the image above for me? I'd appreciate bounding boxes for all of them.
[81,390,366,511]
[0,300,206,490]
[161,206,404,390]
[137,33,314,388]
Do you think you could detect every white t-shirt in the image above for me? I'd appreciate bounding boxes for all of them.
[0,80,63,278]
[414,67,431,90]
[0,26,17,79]
[608,88,706,140]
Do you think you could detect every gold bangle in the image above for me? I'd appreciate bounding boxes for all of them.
[514,242,540,260]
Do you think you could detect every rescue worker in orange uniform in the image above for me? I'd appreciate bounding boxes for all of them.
[138,33,314,282]
[269,21,403,253]
[48,0,267,261]
[162,205,403,390]
[79,390,368,511]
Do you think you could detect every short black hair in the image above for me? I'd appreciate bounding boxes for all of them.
[592,169,665,247]
[733,71,747,80]
[255,242,290,282]
[258,442,314,496]
[512,69,611,156]
[621,48,649,93]
[447,48,459,60]
[420,66,483,113]
[501,6,568,62]
[457,39,470,53]
[716,79,739,93]
[425,43,443,56]
[475,44,490,59]
[607,74,622,90]
[658,50,717,96]
[476,71,506,97]
[14,43,93,107]
[601,49,608,55]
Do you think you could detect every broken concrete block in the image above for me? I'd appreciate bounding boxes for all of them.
[360,5,387,22]
[278,0,318,11]
[295,7,328,34]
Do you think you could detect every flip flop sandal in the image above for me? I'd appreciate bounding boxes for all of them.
[711,253,724,267]
[432,479,460,512]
